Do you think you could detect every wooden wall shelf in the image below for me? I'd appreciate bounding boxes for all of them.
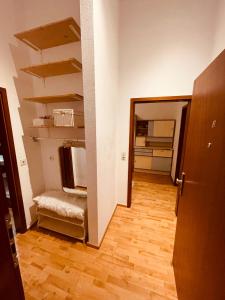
[15,17,81,51]
[21,58,82,78]
[24,93,83,104]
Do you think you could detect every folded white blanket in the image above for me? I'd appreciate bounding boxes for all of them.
[33,190,87,220]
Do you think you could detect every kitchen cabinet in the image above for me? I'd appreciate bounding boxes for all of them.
[135,136,146,147]
[153,120,175,137]
[134,118,175,173]
[134,156,152,170]
[152,149,173,158]
[151,157,172,172]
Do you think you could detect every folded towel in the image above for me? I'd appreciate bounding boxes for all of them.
[63,187,87,197]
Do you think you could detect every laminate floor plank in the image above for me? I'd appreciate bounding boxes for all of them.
[17,173,178,300]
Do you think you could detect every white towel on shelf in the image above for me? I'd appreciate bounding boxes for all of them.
[71,147,87,187]
[63,187,87,197]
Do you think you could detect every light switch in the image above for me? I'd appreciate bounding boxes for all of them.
[121,152,126,161]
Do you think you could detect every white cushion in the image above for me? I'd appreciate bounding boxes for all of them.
[33,190,86,220]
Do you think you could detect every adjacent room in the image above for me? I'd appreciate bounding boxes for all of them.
[133,102,188,180]
[130,100,189,212]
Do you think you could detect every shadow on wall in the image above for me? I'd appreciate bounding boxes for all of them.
[9,43,46,209]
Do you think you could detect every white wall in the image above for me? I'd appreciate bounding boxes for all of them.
[212,0,225,59]
[80,0,119,246]
[94,0,119,243]
[80,0,98,246]
[135,102,187,180]
[116,0,219,205]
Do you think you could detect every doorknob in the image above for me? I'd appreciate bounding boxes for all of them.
[176,178,183,184]
[176,172,185,196]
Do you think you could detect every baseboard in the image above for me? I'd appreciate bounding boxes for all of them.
[87,203,118,249]
[117,203,127,207]
[87,242,99,249]
[98,203,118,248]
[25,219,38,232]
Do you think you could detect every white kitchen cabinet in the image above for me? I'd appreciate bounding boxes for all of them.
[152,149,173,158]
[135,136,146,147]
[134,156,152,170]
[134,118,175,173]
[151,157,172,172]
[153,120,175,137]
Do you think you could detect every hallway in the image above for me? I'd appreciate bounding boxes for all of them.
[17,173,178,300]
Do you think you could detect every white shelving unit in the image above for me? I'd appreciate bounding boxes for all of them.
[15,17,87,243]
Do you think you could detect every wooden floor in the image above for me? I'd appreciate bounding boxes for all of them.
[17,173,178,300]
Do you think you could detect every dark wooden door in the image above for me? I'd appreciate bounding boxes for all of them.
[0,165,25,299]
[174,104,190,216]
[175,104,188,183]
[173,50,225,300]
[0,88,26,233]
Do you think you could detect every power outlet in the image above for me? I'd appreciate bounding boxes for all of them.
[20,159,27,166]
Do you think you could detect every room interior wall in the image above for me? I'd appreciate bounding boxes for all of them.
[211,0,225,59]
[80,0,119,246]
[135,102,188,181]
[116,0,220,205]
[93,0,119,243]
[80,0,99,246]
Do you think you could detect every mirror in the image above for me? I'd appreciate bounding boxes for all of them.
[59,145,87,192]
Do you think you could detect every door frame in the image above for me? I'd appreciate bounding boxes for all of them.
[174,104,190,184]
[127,95,192,207]
[0,87,26,233]
[0,165,25,300]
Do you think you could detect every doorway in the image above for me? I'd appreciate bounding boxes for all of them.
[127,96,192,208]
